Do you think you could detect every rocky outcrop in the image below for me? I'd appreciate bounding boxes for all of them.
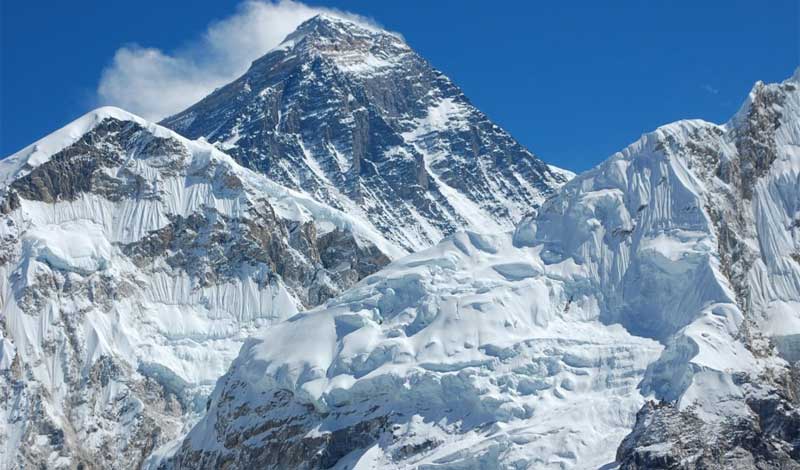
[3,351,186,470]
[167,386,389,470]
[618,366,800,469]
[10,119,179,204]
[120,201,388,308]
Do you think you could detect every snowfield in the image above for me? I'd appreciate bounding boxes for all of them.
[176,231,663,468]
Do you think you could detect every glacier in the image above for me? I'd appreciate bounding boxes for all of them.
[163,71,800,468]
[169,231,663,469]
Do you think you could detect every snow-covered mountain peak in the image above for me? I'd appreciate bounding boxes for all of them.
[162,18,570,251]
[269,13,409,78]
[2,107,160,185]
[282,13,404,46]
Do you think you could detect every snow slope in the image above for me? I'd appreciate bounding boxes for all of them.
[0,107,399,469]
[165,72,800,469]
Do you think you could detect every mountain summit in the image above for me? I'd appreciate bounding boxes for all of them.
[162,14,570,251]
[0,16,571,469]
[279,14,408,52]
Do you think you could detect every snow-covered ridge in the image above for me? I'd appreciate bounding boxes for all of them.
[2,107,404,259]
[166,72,800,469]
[547,164,576,181]
[0,107,401,468]
[2,107,150,184]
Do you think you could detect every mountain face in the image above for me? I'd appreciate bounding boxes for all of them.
[0,107,399,469]
[163,73,800,469]
[161,14,570,252]
[0,16,573,469]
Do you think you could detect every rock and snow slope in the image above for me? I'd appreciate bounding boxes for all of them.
[162,14,570,251]
[0,107,399,469]
[164,72,800,469]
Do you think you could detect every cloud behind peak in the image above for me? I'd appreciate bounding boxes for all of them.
[96,1,380,121]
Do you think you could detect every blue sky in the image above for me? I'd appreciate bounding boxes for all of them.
[2,1,798,172]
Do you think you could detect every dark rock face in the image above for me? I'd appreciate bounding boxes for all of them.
[120,201,388,308]
[317,228,390,284]
[618,367,800,470]
[710,80,788,316]
[166,386,388,470]
[726,81,786,201]
[162,14,568,250]
[10,119,179,203]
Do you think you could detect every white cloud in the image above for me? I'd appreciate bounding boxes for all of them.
[96,0,380,121]
[702,84,719,95]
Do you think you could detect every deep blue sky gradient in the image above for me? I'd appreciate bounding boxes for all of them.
[2,0,798,171]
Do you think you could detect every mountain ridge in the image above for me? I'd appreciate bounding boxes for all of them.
[0,16,571,469]
[2,12,798,470]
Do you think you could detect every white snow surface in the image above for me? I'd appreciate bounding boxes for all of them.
[0,106,406,466]
[23,221,113,275]
[185,232,663,469]
[174,72,800,468]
